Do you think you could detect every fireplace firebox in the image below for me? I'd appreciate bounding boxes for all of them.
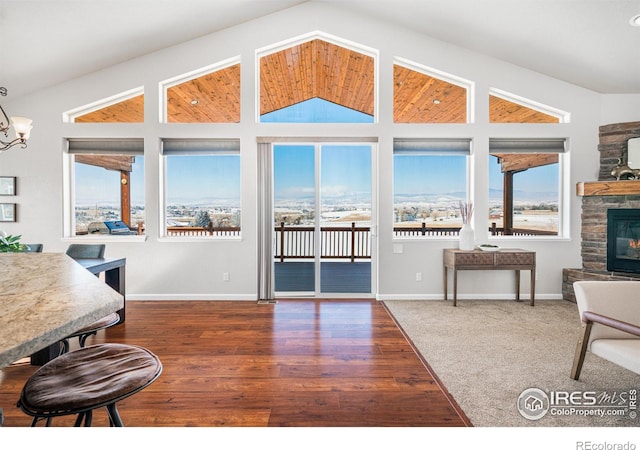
[607,209,640,274]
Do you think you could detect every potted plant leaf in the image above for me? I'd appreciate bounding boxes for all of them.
[0,231,27,252]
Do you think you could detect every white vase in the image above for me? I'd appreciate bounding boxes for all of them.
[459,223,475,250]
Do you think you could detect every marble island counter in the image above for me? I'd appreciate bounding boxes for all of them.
[0,253,124,368]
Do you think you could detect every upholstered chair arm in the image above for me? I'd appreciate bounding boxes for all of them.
[582,311,640,337]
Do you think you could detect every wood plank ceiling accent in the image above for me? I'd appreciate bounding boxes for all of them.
[166,64,241,123]
[74,154,135,172]
[489,95,560,123]
[259,39,375,117]
[393,65,467,123]
[74,95,144,123]
[493,153,559,173]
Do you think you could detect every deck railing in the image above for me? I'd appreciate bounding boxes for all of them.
[166,224,241,237]
[275,222,370,262]
[158,222,556,261]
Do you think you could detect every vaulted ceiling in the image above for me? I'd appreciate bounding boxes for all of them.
[3,0,639,103]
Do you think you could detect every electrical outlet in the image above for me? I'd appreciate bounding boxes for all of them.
[416,272,422,281]
[223,272,230,281]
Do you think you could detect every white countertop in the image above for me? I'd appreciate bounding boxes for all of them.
[0,253,124,368]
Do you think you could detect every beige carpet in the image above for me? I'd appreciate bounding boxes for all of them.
[384,299,640,427]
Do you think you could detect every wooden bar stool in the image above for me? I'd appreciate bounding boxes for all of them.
[61,244,120,351]
[60,312,120,353]
[17,343,162,427]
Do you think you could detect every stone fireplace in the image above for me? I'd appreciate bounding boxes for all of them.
[562,121,640,302]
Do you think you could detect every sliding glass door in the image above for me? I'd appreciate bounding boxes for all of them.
[273,142,374,297]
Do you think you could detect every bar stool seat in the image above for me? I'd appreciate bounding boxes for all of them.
[18,343,162,426]
[61,312,120,353]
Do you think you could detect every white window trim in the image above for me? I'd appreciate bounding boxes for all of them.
[393,57,475,124]
[159,138,242,241]
[489,87,571,123]
[487,137,569,240]
[63,139,146,241]
[62,87,144,123]
[158,56,241,124]
[392,137,473,240]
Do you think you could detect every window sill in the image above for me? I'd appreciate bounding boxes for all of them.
[63,235,147,243]
[157,235,242,243]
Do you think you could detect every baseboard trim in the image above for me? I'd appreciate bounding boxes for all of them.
[126,294,257,301]
[376,293,563,301]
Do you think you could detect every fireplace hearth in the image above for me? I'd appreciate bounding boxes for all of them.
[607,208,640,274]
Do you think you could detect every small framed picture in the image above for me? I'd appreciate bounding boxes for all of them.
[0,203,16,222]
[0,177,16,195]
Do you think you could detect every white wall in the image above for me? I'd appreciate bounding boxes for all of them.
[2,2,620,301]
[601,95,640,125]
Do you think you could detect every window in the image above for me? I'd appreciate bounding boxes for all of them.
[162,139,241,237]
[162,61,241,123]
[259,37,375,123]
[393,138,471,238]
[393,62,469,123]
[488,138,566,237]
[66,89,144,123]
[489,89,568,123]
[67,139,144,236]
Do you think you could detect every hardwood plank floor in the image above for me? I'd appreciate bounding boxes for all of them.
[0,300,469,427]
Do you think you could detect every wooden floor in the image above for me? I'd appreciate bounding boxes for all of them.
[0,300,469,427]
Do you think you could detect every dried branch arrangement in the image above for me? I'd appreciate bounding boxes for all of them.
[459,201,473,225]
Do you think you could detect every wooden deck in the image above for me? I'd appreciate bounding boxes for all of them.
[0,300,468,427]
[275,261,371,293]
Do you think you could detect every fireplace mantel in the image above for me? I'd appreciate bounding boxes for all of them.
[576,180,640,197]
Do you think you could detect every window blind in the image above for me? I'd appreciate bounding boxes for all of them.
[489,138,566,153]
[162,138,240,155]
[393,138,472,155]
[67,138,143,155]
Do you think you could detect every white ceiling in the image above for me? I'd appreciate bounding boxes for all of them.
[2,0,640,101]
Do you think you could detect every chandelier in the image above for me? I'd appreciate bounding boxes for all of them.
[0,87,33,152]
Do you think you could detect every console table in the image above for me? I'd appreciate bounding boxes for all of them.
[443,248,536,307]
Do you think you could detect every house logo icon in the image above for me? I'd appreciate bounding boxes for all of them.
[517,388,550,420]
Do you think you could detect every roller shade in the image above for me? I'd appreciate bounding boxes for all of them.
[489,138,566,153]
[393,138,471,155]
[67,138,143,155]
[162,138,240,155]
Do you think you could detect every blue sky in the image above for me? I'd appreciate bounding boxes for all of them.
[165,155,240,204]
[274,144,372,203]
[75,158,145,206]
[394,155,466,196]
[488,155,558,200]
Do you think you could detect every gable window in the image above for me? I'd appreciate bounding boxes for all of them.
[162,60,241,123]
[489,89,568,123]
[393,61,470,124]
[67,138,144,236]
[488,138,566,237]
[258,37,375,123]
[393,138,472,238]
[161,139,241,238]
[65,89,144,123]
